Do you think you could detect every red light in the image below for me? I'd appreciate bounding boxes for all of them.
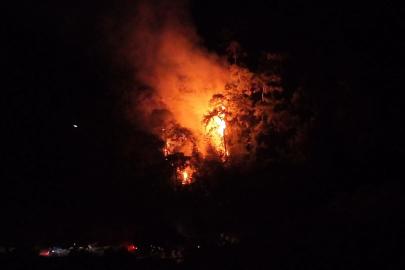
[39,250,50,256]
[127,245,136,251]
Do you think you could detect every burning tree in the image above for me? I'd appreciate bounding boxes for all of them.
[136,39,306,185]
[147,107,199,185]
[202,95,228,157]
[201,52,288,164]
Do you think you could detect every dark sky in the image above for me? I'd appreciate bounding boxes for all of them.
[2,0,404,245]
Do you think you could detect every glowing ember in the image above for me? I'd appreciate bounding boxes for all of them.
[178,167,194,185]
[164,142,170,156]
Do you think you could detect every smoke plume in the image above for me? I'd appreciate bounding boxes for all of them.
[111,0,230,153]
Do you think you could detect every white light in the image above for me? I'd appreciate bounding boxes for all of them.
[73,125,77,128]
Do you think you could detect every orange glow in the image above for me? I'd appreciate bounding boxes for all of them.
[216,107,226,137]
[205,105,227,156]
[124,1,235,186]
[178,167,194,185]
[125,1,230,155]
[164,142,170,156]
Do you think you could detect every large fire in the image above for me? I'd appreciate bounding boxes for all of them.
[160,104,229,186]
[124,1,234,185]
[176,105,228,186]
[119,2,285,187]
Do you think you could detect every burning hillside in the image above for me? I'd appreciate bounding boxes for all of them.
[112,0,287,185]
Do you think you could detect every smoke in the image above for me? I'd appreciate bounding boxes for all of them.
[111,0,230,153]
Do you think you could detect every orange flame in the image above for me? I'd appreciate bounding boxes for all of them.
[126,1,230,156]
[216,106,226,137]
[206,105,228,156]
[178,167,194,185]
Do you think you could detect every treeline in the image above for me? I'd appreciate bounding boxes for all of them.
[131,38,405,267]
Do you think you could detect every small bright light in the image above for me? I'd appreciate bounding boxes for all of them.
[73,125,77,128]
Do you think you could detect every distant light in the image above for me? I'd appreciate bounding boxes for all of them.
[127,245,136,252]
[39,250,50,256]
[73,125,77,128]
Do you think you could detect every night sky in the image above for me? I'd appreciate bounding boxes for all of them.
[2,0,405,262]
